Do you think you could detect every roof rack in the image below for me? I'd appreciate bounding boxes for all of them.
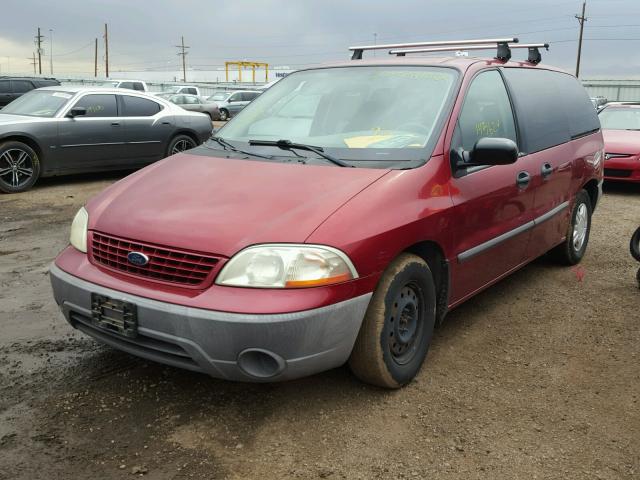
[389,43,549,64]
[349,37,547,63]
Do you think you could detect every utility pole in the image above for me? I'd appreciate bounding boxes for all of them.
[35,27,44,75]
[104,23,109,78]
[94,38,98,77]
[49,29,53,75]
[28,53,37,75]
[575,1,587,78]
[175,36,190,82]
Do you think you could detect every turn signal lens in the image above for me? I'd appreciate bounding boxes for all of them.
[216,244,358,288]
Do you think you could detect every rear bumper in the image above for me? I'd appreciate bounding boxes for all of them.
[50,264,371,382]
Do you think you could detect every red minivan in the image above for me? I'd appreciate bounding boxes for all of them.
[51,41,603,388]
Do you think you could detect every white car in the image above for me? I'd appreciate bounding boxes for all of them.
[98,79,149,92]
[157,85,203,97]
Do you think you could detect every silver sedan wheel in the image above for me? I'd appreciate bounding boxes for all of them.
[0,148,34,189]
[572,203,588,252]
[171,138,196,154]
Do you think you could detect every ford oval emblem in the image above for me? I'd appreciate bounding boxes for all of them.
[127,251,149,266]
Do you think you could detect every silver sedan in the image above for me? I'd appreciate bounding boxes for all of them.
[160,93,221,121]
[0,86,213,193]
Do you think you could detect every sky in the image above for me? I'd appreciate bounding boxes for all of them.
[1,0,640,79]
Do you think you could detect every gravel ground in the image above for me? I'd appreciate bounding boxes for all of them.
[0,170,638,480]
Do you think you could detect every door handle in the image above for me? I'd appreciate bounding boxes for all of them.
[541,162,553,179]
[111,122,121,126]
[517,171,531,188]
[161,121,172,125]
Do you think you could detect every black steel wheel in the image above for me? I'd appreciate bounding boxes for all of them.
[167,135,197,156]
[349,253,436,388]
[0,141,40,193]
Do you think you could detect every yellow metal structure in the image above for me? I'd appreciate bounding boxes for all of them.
[225,61,269,83]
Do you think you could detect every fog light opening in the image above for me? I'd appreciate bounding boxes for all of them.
[237,349,285,379]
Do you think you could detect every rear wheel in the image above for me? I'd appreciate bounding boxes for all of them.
[0,141,40,194]
[551,190,592,265]
[166,135,197,156]
[219,109,229,121]
[349,253,436,388]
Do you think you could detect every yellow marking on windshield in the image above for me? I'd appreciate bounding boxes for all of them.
[344,135,394,148]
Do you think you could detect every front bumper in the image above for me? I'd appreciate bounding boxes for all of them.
[604,158,640,182]
[50,264,371,382]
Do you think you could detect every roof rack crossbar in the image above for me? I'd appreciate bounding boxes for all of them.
[388,42,550,64]
[349,37,518,60]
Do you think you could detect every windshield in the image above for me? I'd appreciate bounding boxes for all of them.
[1,90,73,117]
[215,66,458,168]
[599,107,640,130]
[208,92,231,101]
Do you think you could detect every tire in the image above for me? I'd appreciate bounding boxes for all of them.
[349,253,437,388]
[219,109,229,121]
[166,134,197,157]
[551,190,592,265]
[630,226,640,262]
[0,141,41,194]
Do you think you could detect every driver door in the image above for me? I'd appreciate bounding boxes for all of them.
[448,69,539,304]
[57,93,125,170]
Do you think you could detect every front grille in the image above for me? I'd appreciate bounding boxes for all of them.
[90,231,220,288]
[604,168,632,178]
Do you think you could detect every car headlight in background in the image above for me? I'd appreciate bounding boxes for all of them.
[216,244,358,288]
[69,207,88,253]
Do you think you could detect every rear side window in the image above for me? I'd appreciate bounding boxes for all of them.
[503,68,599,153]
[457,70,517,152]
[184,88,197,95]
[0,79,9,93]
[132,82,145,91]
[242,92,258,101]
[118,82,134,90]
[121,95,162,116]
[74,94,118,117]
[11,80,34,93]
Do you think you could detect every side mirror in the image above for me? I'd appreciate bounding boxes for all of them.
[457,137,518,168]
[67,106,87,118]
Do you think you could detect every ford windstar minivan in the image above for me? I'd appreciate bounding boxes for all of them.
[51,39,603,388]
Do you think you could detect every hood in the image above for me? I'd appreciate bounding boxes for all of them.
[0,113,47,127]
[87,153,389,257]
[602,129,640,155]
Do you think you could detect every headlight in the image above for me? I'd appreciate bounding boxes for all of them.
[69,207,88,253]
[216,244,358,288]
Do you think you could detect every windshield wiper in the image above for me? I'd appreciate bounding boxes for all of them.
[208,136,274,159]
[248,139,351,167]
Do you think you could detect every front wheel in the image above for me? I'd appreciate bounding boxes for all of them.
[349,253,436,388]
[166,135,197,156]
[219,109,229,121]
[551,190,592,265]
[0,141,41,194]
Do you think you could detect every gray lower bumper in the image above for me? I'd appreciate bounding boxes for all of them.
[50,264,371,382]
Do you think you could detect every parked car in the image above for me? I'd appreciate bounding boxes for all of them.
[98,79,149,92]
[0,76,60,107]
[162,93,220,120]
[590,96,608,111]
[0,86,212,193]
[51,45,602,388]
[598,103,640,182]
[207,90,261,120]
[158,85,203,97]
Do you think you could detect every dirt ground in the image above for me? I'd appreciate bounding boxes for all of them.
[0,170,638,480]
